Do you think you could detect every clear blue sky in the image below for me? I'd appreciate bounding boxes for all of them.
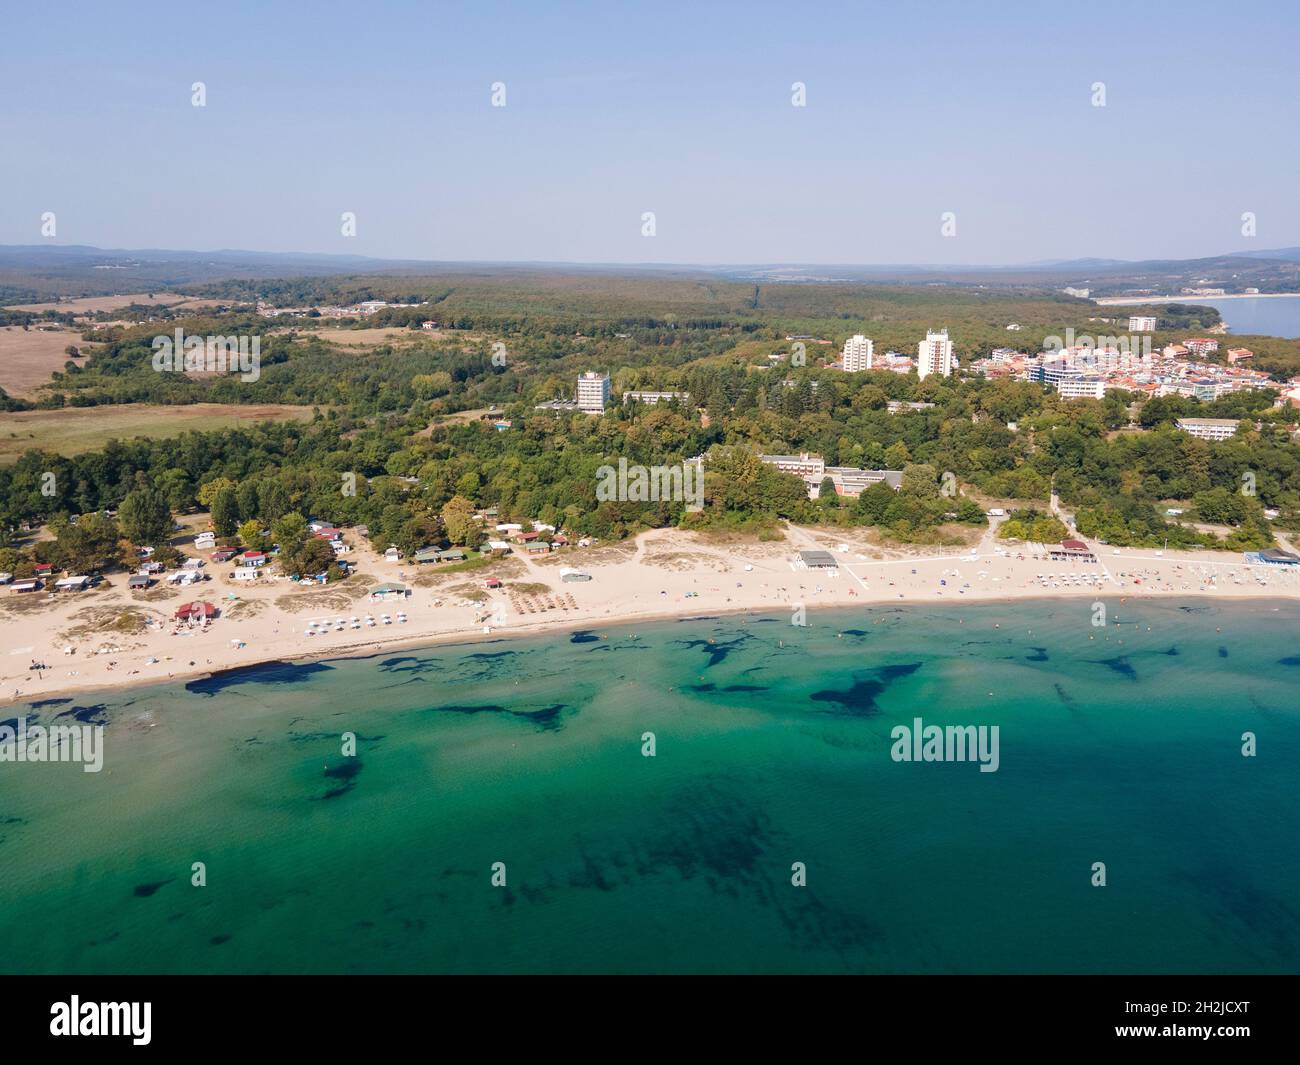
[2,0,1297,265]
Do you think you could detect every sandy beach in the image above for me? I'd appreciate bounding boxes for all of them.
[1093,292,1300,305]
[4,523,1298,705]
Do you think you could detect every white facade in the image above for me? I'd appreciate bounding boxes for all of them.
[841,334,874,372]
[1129,315,1157,332]
[759,453,825,479]
[1055,377,1105,400]
[1176,418,1239,441]
[917,329,956,380]
[577,372,611,413]
[623,390,689,405]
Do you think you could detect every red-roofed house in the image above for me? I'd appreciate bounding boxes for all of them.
[238,551,267,568]
[175,601,216,621]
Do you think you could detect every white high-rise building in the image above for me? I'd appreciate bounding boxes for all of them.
[1129,315,1157,332]
[917,329,956,380]
[576,372,611,413]
[842,334,874,372]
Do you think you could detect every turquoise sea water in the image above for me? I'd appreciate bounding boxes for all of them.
[1,598,1298,974]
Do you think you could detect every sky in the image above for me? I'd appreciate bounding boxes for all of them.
[2,0,1298,266]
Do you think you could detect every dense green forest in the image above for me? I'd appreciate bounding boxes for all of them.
[1,274,1298,574]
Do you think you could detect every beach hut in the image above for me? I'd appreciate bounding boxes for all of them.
[413,546,441,564]
[175,601,216,622]
[370,582,411,601]
[11,579,42,593]
[438,549,467,563]
[128,574,152,590]
[384,547,401,563]
[238,551,267,568]
[54,575,92,592]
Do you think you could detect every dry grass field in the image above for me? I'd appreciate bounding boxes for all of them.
[7,293,226,314]
[0,403,316,462]
[301,327,433,347]
[0,325,98,397]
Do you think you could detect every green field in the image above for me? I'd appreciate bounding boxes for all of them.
[0,403,316,463]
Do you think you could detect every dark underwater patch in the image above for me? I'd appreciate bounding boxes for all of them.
[1053,683,1074,706]
[26,697,71,709]
[55,703,111,725]
[1218,646,1229,658]
[209,934,231,946]
[675,632,755,667]
[1025,647,1050,662]
[132,878,175,898]
[185,659,332,696]
[1279,655,1300,667]
[1161,646,1180,656]
[570,631,600,643]
[378,656,441,676]
[428,702,573,731]
[318,758,363,800]
[512,704,567,731]
[1091,655,1138,681]
[810,662,923,716]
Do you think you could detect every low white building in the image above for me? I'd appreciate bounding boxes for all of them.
[1176,417,1240,441]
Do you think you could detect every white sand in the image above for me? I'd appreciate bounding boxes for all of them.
[4,524,1297,703]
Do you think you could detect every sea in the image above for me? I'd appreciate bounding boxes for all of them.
[1171,295,1300,340]
[2,598,1298,974]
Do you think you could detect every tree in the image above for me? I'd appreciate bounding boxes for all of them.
[441,494,476,545]
[118,485,172,546]
[56,512,121,573]
[884,440,912,468]
[271,511,309,560]
[197,477,236,511]
[292,537,336,577]
[237,519,263,549]
[211,485,240,537]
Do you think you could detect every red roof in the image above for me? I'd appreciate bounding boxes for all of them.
[175,601,215,619]
[1061,539,1089,551]
[241,551,265,559]
[34,563,53,573]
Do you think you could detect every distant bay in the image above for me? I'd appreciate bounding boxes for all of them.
[1169,295,1300,339]
[2,598,1298,974]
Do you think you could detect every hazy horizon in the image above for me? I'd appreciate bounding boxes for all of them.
[4,0,1298,265]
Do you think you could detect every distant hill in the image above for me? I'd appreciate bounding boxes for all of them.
[3,243,1300,305]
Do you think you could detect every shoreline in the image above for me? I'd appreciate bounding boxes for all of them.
[7,525,1299,707]
[10,587,1299,709]
[1093,292,1300,306]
